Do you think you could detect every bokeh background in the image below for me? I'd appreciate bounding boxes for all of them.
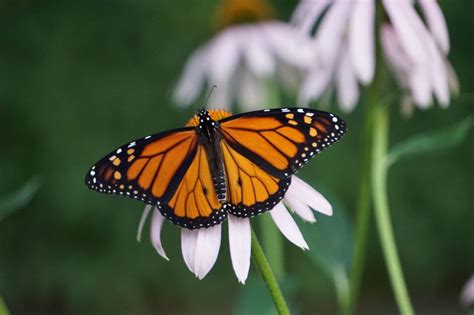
[0,0,472,314]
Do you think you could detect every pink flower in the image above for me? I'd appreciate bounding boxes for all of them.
[136,176,332,283]
[292,0,457,112]
[173,21,314,111]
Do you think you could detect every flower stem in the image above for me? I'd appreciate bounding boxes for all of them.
[371,104,414,315]
[251,228,290,315]
[261,215,284,278]
[349,98,373,315]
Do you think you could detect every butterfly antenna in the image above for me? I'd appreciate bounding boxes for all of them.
[202,85,217,109]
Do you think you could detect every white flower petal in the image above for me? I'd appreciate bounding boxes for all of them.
[207,28,241,86]
[383,0,429,64]
[380,24,412,89]
[137,205,153,242]
[409,66,432,108]
[236,70,266,111]
[336,47,360,112]
[263,22,315,69]
[270,202,309,250]
[291,0,332,34]
[181,228,198,274]
[298,63,333,105]
[315,0,353,67]
[284,194,316,223]
[228,216,251,284]
[460,274,474,307]
[244,27,275,76]
[419,0,450,53]
[173,46,209,107]
[194,224,222,279]
[289,176,333,216]
[349,0,375,84]
[150,208,169,261]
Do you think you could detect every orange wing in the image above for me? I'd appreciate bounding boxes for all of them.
[85,128,227,229]
[218,108,347,217]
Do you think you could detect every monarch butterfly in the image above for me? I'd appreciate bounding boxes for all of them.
[85,108,346,230]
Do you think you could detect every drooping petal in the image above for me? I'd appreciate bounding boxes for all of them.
[207,28,241,87]
[336,47,360,112]
[460,274,474,307]
[173,46,209,107]
[418,0,450,53]
[263,22,315,69]
[291,0,333,34]
[315,0,353,67]
[137,205,153,242]
[409,66,432,108]
[383,0,429,65]
[270,202,309,250]
[401,4,449,107]
[349,0,375,84]
[289,176,333,216]
[243,26,275,76]
[150,208,170,261]
[236,70,266,112]
[298,62,333,105]
[181,228,199,274]
[228,216,251,284]
[284,193,316,223]
[194,224,222,279]
[380,24,412,89]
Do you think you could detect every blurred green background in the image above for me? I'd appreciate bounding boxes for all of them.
[0,0,472,314]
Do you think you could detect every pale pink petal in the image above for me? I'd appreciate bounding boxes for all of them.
[315,0,353,67]
[243,27,275,76]
[283,194,316,223]
[194,225,222,279]
[336,47,360,112]
[349,0,375,84]
[291,0,333,34]
[409,66,432,108]
[400,5,449,107]
[270,202,309,250]
[298,63,333,105]
[181,228,198,274]
[136,205,153,242]
[173,46,208,106]
[383,0,429,64]
[263,22,315,69]
[236,70,266,111]
[419,0,450,53]
[460,274,474,307]
[380,24,412,89]
[228,216,251,284]
[150,208,169,261]
[289,176,333,216]
[207,28,241,86]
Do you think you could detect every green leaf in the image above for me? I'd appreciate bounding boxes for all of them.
[0,177,40,222]
[386,116,473,167]
[0,296,10,315]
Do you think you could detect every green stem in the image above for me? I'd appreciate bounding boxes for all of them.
[349,98,373,315]
[333,265,351,315]
[261,215,284,278]
[251,229,291,315]
[371,105,415,315]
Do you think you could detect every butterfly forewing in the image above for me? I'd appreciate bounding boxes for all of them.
[218,107,347,217]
